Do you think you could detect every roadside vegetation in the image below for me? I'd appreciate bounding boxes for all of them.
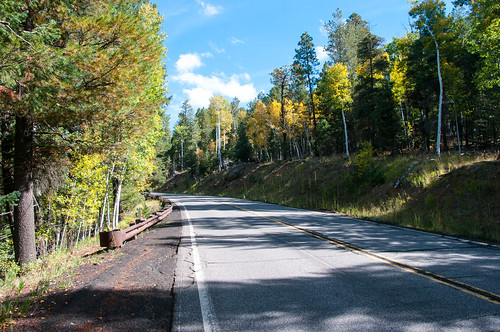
[162,151,500,244]
[0,198,161,327]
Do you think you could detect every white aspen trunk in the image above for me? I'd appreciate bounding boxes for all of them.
[112,178,123,230]
[456,111,461,155]
[342,109,349,157]
[106,191,111,231]
[60,222,67,249]
[76,205,86,246]
[295,140,301,159]
[76,220,83,246]
[99,165,114,231]
[428,27,443,158]
[400,100,411,151]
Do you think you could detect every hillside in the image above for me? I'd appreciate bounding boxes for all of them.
[160,153,500,243]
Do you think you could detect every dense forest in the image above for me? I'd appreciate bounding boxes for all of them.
[168,0,499,174]
[0,0,499,269]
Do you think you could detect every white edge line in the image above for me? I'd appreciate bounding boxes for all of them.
[175,199,218,332]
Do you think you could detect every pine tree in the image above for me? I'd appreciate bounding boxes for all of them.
[293,32,320,149]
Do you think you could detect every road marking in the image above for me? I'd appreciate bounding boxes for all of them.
[222,201,500,307]
[176,200,219,332]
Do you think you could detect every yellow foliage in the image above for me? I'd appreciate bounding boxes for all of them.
[247,101,269,148]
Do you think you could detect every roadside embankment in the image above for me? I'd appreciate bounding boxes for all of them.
[161,153,500,243]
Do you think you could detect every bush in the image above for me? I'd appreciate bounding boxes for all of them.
[354,142,375,175]
[353,142,384,184]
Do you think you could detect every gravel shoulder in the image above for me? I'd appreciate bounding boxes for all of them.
[4,206,183,332]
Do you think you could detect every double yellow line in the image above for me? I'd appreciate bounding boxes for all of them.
[223,201,500,307]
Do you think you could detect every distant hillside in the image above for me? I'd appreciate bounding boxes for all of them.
[160,154,500,243]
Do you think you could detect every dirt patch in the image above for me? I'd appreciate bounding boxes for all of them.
[3,207,182,332]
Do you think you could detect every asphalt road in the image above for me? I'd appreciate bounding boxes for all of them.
[163,194,500,332]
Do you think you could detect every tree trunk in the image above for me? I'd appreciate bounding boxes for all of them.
[342,109,349,157]
[99,164,114,231]
[429,29,443,158]
[13,115,36,266]
[455,111,461,155]
[1,112,15,245]
[112,177,123,230]
[280,90,288,160]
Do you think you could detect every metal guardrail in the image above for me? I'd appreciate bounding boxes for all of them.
[99,204,173,249]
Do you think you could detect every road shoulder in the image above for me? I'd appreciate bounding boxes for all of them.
[3,207,182,332]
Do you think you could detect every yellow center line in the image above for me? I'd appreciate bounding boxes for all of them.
[221,201,500,307]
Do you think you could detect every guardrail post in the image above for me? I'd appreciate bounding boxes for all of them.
[99,229,126,249]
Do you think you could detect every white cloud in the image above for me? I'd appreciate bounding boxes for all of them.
[173,51,257,108]
[197,1,222,16]
[175,53,203,73]
[174,72,257,109]
[230,37,245,45]
[209,41,225,54]
[175,52,213,73]
[316,46,329,62]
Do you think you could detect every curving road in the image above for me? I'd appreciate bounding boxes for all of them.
[162,194,500,332]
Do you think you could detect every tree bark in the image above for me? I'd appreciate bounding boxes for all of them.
[1,112,15,246]
[112,177,123,230]
[13,115,36,266]
[342,109,349,157]
[428,28,443,157]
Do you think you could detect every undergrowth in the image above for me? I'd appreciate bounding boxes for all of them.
[0,237,105,327]
[1,195,166,327]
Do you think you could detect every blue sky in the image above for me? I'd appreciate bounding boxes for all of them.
[156,0,453,126]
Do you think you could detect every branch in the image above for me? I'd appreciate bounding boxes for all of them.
[37,123,88,146]
[0,85,21,100]
[0,20,34,48]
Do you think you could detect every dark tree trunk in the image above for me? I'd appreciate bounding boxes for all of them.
[13,115,36,266]
[1,112,15,240]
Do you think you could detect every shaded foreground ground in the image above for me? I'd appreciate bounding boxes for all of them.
[3,207,182,332]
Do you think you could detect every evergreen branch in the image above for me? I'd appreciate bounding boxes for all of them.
[0,20,34,48]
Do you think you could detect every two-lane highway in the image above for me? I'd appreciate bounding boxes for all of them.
[164,194,500,331]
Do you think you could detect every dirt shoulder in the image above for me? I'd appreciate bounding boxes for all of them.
[3,206,183,332]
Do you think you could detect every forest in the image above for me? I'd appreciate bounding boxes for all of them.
[0,0,168,268]
[169,0,499,175]
[0,0,499,270]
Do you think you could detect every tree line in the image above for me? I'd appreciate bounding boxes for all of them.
[0,0,168,267]
[168,0,499,176]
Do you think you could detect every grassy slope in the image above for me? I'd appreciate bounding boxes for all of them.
[161,153,500,243]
